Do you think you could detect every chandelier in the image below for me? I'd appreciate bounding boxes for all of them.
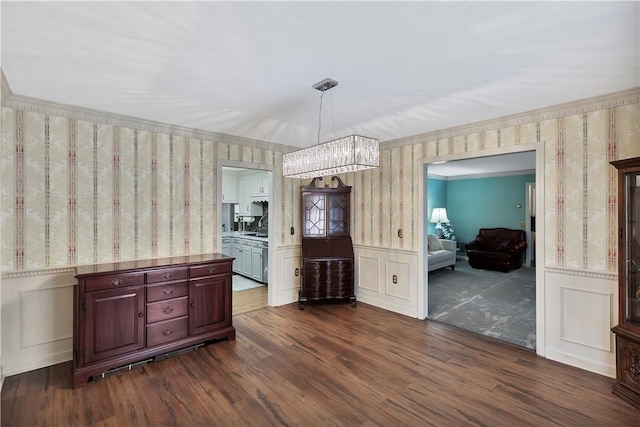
[282,78,380,179]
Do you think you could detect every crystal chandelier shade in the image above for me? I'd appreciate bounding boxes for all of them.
[282,135,380,179]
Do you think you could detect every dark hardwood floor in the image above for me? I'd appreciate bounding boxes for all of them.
[2,302,637,426]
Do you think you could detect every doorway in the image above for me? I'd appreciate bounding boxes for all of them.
[220,163,272,315]
[424,150,540,350]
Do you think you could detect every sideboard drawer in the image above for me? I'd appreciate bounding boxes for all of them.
[146,282,188,303]
[147,296,188,324]
[190,262,231,278]
[146,317,188,347]
[146,267,189,284]
[84,272,145,293]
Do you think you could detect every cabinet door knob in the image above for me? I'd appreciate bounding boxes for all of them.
[138,312,144,318]
[111,279,121,286]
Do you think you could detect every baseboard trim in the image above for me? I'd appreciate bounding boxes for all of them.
[357,294,417,318]
[545,347,616,378]
[2,351,72,378]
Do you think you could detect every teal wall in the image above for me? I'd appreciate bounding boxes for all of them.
[427,174,535,244]
[426,178,447,235]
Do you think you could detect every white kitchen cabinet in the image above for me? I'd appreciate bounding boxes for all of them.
[238,175,262,216]
[260,173,269,197]
[241,239,252,277]
[222,173,238,203]
[250,172,269,201]
[232,238,242,273]
[222,237,231,256]
[229,236,267,283]
[251,241,264,282]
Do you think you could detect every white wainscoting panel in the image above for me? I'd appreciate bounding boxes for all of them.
[561,287,612,352]
[544,268,618,378]
[273,245,301,307]
[20,286,73,348]
[354,245,418,317]
[2,269,76,376]
[358,256,381,292]
[385,260,412,300]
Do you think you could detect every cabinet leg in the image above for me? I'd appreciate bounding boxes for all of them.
[298,291,306,310]
[350,296,357,307]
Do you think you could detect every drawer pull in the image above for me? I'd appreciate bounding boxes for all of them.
[162,329,174,336]
[111,279,121,286]
[208,267,215,274]
[163,288,174,295]
[164,272,173,279]
[162,306,174,315]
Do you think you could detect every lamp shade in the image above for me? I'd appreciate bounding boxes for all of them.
[429,208,449,223]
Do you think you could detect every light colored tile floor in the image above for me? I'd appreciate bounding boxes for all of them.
[232,274,265,292]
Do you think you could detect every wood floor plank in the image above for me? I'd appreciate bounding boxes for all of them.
[232,286,267,315]
[2,302,638,426]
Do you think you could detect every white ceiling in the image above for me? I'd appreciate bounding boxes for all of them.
[2,1,638,148]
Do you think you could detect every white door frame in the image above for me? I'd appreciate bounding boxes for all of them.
[218,160,275,307]
[525,181,536,267]
[419,143,546,356]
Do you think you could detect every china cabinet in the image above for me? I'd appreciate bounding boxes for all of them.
[299,176,355,309]
[611,157,640,408]
[73,254,234,387]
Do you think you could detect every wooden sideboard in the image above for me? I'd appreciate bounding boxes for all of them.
[73,253,235,388]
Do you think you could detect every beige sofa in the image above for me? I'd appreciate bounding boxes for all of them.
[427,235,456,272]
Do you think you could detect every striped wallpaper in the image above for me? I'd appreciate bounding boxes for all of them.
[345,100,639,273]
[0,108,286,270]
[1,90,639,273]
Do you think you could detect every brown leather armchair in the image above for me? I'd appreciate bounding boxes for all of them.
[465,228,527,272]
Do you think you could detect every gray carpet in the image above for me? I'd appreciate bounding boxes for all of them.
[428,260,536,349]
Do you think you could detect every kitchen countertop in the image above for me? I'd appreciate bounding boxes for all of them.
[222,232,268,242]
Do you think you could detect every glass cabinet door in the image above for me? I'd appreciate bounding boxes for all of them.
[625,173,640,325]
[303,193,326,237]
[328,194,349,236]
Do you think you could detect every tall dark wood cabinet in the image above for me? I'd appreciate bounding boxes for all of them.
[611,157,640,408]
[74,253,235,387]
[299,176,356,309]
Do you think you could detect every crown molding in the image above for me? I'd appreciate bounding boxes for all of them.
[383,86,640,149]
[2,89,297,153]
[3,71,636,155]
[1,68,12,102]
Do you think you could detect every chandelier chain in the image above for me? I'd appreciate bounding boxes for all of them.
[330,90,335,139]
[317,89,325,144]
[317,87,337,144]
